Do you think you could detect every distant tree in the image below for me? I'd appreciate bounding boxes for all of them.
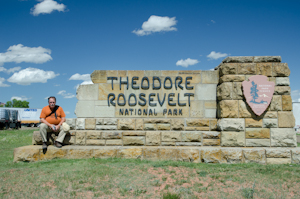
[5,99,29,108]
[0,104,3,107]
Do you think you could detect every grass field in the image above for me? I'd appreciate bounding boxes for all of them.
[1,130,300,199]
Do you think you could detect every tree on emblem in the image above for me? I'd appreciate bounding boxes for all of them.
[250,81,259,103]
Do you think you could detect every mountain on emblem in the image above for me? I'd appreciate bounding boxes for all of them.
[242,75,275,116]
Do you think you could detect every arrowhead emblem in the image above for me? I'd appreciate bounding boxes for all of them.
[242,75,275,116]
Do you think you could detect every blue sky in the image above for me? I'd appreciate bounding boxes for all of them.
[0,0,300,118]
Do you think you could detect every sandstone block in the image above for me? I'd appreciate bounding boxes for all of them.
[178,149,200,163]
[217,83,232,100]
[123,131,145,136]
[185,127,210,131]
[276,77,290,86]
[181,131,201,142]
[209,119,218,131]
[278,112,295,127]
[103,118,117,125]
[245,128,270,138]
[123,136,145,146]
[176,142,201,146]
[86,131,102,139]
[40,147,67,160]
[217,118,245,131]
[291,149,300,164]
[186,119,209,127]
[118,119,135,130]
[221,148,243,163]
[157,124,171,130]
[161,142,175,146]
[94,105,115,117]
[202,71,219,84]
[223,56,254,63]
[160,148,178,161]
[202,131,220,139]
[243,149,266,164]
[267,158,291,164]
[136,119,143,130]
[221,131,245,147]
[66,118,76,130]
[220,75,245,83]
[86,140,105,146]
[272,63,290,77]
[238,63,256,75]
[142,148,159,160]
[67,147,93,159]
[75,101,95,118]
[246,139,270,147]
[269,77,276,83]
[195,84,217,100]
[238,100,252,118]
[205,109,216,118]
[144,119,171,123]
[93,147,117,158]
[274,86,290,95]
[219,100,239,118]
[262,119,278,128]
[264,111,277,118]
[96,119,103,125]
[76,131,86,145]
[76,84,98,100]
[106,140,122,146]
[205,101,217,109]
[102,132,122,139]
[144,124,156,130]
[219,63,238,75]
[256,63,272,76]
[85,119,96,130]
[161,132,181,142]
[266,149,291,158]
[90,70,107,83]
[269,95,282,111]
[245,118,263,127]
[117,147,142,159]
[13,146,40,162]
[232,82,243,100]
[202,139,220,146]
[96,125,117,130]
[282,95,292,111]
[76,118,85,130]
[271,128,296,147]
[146,131,161,146]
[254,56,281,63]
[201,148,226,163]
[171,119,184,130]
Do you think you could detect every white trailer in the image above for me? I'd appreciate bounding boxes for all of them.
[0,107,42,128]
[293,102,300,132]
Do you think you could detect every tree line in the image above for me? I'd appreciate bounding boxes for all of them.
[0,99,29,108]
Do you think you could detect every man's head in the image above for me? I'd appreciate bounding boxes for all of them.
[48,96,56,108]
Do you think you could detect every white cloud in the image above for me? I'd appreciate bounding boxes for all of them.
[7,67,59,85]
[0,77,10,87]
[176,58,199,68]
[31,0,67,16]
[57,90,75,98]
[0,44,52,66]
[0,66,21,74]
[207,51,228,60]
[64,111,70,114]
[211,20,216,23]
[132,15,177,36]
[69,73,91,81]
[292,90,300,102]
[11,96,29,101]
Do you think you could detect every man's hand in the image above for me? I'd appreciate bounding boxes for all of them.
[52,125,60,132]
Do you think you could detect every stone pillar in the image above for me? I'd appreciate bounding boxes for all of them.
[216,56,296,147]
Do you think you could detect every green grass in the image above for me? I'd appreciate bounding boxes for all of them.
[1,129,300,198]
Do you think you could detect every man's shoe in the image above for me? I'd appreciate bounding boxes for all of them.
[42,142,48,150]
[54,141,62,148]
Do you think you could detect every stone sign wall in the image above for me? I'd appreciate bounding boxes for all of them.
[15,56,300,164]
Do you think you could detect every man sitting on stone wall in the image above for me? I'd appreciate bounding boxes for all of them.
[40,96,66,149]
